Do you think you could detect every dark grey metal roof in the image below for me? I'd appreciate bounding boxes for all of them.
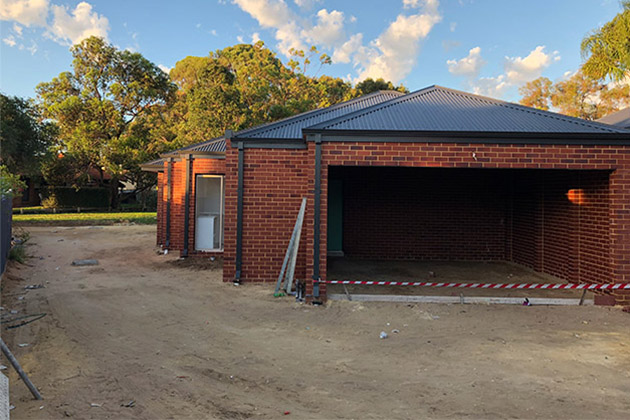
[139,158,165,172]
[182,137,227,153]
[597,108,630,129]
[234,90,405,139]
[304,85,630,135]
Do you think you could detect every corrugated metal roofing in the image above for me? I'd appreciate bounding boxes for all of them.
[597,107,630,129]
[234,90,405,139]
[305,85,630,134]
[142,158,164,166]
[185,137,227,152]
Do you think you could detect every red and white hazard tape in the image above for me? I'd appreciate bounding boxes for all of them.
[320,280,630,290]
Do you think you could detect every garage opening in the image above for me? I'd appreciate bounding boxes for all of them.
[326,166,611,296]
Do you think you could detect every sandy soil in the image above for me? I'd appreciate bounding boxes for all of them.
[1,225,630,419]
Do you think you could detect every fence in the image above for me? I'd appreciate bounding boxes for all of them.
[0,195,12,276]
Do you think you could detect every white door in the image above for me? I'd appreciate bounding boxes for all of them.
[195,175,223,251]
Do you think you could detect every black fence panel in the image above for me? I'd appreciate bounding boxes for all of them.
[0,195,13,276]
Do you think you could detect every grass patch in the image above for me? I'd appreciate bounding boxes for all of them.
[8,245,27,263]
[13,212,157,226]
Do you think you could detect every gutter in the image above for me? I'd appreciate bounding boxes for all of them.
[300,129,630,145]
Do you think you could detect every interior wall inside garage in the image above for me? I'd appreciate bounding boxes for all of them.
[328,166,611,284]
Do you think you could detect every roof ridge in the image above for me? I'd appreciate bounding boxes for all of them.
[435,86,625,133]
[234,90,405,138]
[311,85,437,130]
[307,85,628,133]
[163,136,225,156]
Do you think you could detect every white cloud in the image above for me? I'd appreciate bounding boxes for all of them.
[456,45,560,99]
[0,0,49,27]
[46,2,109,45]
[233,0,305,54]
[302,9,345,47]
[237,35,244,43]
[2,1,111,52]
[332,33,362,64]
[354,0,442,83]
[3,35,17,47]
[210,29,217,36]
[293,0,321,8]
[449,22,456,32]
[251,32,261,43]
[472,75,509,98]
[504,45,557,84]
[233,0,440,83]
[349,15,357,23]
[158,64,171,74]
[26,40,37,54]
[403,0,421,8]
[447,46,485,77]
[13,22,23,36]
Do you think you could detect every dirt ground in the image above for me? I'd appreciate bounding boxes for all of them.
[1,225,629,419]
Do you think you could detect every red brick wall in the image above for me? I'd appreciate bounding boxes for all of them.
[223,142,311,283]
[311,142,630,304]
[166,156,225,254]
[177,140,630,304]
[334,166,509,261]
[510,170,610,284]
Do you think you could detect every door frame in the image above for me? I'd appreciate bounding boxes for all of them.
[194,174,225,251]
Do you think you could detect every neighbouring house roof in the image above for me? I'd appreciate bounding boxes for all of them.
[597,107,630,129]
[304,85,630,136]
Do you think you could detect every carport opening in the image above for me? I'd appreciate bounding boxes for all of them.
[326,166,611,293]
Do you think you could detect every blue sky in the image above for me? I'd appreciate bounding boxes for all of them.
[0,0,624,102]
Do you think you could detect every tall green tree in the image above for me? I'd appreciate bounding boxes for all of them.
[0,94,55,177]
[519,77,553,110]
[36,36,176,206]
[581,1,630,81]
[518,71,630,120]
[354,78,409,96]
[166,42,405,150]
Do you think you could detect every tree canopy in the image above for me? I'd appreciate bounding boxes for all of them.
[36,36,177,202]
[23,37,408,207]
[581,1,630,81]
[519,71,630,120]
[167,42,406,149]
[0,94,55,177]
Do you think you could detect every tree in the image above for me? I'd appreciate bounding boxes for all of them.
[0,165,26,197]
[166,42,406,151]
[519,77,553,110]
[0,94,55,176]
[36,36,176,206]
[581,1,630,82]
[550,72,605,120]
[354,78,409,96]
[519,71,630,120]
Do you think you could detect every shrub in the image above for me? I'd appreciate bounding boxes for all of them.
[8,244,26,263]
